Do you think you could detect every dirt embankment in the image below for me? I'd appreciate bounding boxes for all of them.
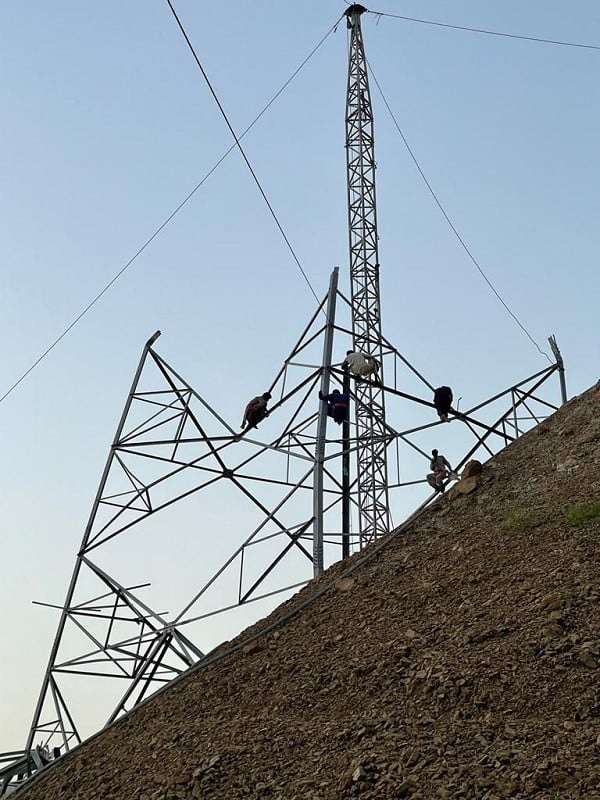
[15,384,600,800]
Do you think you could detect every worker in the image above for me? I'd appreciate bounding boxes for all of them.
[241,392,271,431]
[318,388,349,425]
[426,448,454,492]
[342,350,381,384]
[433,386,453,422]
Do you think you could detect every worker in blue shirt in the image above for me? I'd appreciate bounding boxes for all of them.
[318,389,349,425]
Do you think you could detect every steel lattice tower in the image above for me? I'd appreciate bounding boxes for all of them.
[345,5,390,544]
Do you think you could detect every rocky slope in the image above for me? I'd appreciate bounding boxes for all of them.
[15,383,600,800]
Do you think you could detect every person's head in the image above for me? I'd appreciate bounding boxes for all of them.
[346,350,353,355]
[262,392,272,400]
[432,449,438,458]
[331,389,341,396]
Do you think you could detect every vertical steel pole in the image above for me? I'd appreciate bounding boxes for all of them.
[313,268,339,576]
[342,369,351,559]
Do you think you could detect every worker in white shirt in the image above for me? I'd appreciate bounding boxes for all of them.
[341,350,381,385]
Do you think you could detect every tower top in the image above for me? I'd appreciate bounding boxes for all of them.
[344,4,368,20]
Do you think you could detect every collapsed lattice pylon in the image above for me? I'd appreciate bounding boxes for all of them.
[9,269,564,780]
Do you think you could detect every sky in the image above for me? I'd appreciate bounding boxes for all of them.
[1,0,599,755]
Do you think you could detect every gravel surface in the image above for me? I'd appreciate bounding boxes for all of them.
[15,383,600,800]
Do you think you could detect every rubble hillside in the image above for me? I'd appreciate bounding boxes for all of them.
[15,383,600,800]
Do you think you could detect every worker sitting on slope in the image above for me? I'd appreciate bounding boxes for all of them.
[426,448,456,493]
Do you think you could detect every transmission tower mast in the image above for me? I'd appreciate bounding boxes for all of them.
[345,4,390,544]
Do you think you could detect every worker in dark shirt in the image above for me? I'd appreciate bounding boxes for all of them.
[433,386,453,422]
[318,389,349,425]
[241,392,271,431]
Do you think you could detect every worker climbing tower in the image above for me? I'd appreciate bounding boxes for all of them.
[344,5,389,544]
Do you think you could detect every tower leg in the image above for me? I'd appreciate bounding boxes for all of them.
[313,268,339,577]
[342,369,351,559]
[25,331,163,755]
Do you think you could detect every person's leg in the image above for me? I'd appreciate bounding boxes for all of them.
[246,410,264,429]
[368,362,382,384]
[333,405,347,424]
[440,399,451,420]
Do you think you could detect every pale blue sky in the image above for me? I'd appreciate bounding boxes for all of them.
[1,1,599,752]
